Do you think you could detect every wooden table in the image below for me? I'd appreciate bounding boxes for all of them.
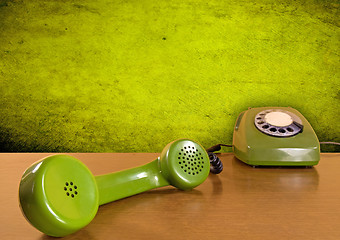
[1,153,340,239]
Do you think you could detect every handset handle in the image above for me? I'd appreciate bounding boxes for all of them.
[95,158,169,205]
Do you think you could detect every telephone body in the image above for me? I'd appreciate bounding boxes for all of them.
[233,107,320,166]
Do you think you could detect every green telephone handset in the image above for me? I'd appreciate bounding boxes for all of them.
[19,139,210,237]
[232,107,320,166]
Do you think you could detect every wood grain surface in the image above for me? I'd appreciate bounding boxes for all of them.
[1,153,340,240]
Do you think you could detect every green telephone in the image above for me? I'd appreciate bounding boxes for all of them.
[232,107,320,166]
[19,139,210,237]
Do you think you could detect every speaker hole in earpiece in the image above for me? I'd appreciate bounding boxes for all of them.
[64,181,79,198]
[287,127,294,132]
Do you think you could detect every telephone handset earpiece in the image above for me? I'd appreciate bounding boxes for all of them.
[19,139,210,237]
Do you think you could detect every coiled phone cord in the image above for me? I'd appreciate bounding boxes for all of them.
[207,144,233,174]
[208,152,223,174]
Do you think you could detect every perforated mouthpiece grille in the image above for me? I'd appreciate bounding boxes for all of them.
[64,181,79,198]
[177,144,205,175]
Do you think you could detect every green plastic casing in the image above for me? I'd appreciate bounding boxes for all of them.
[19,155,99,237]
[232,107,320,166]
[96,139,210,205]
[19,139,210,237]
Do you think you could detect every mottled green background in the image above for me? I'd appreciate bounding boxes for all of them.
[0,0,339,152]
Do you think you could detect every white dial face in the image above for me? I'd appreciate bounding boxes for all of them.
[264,112,293,127]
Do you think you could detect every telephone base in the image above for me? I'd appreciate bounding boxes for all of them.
[232,107,320,167]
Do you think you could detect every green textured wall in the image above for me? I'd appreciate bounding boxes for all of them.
[0,0,339,152]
